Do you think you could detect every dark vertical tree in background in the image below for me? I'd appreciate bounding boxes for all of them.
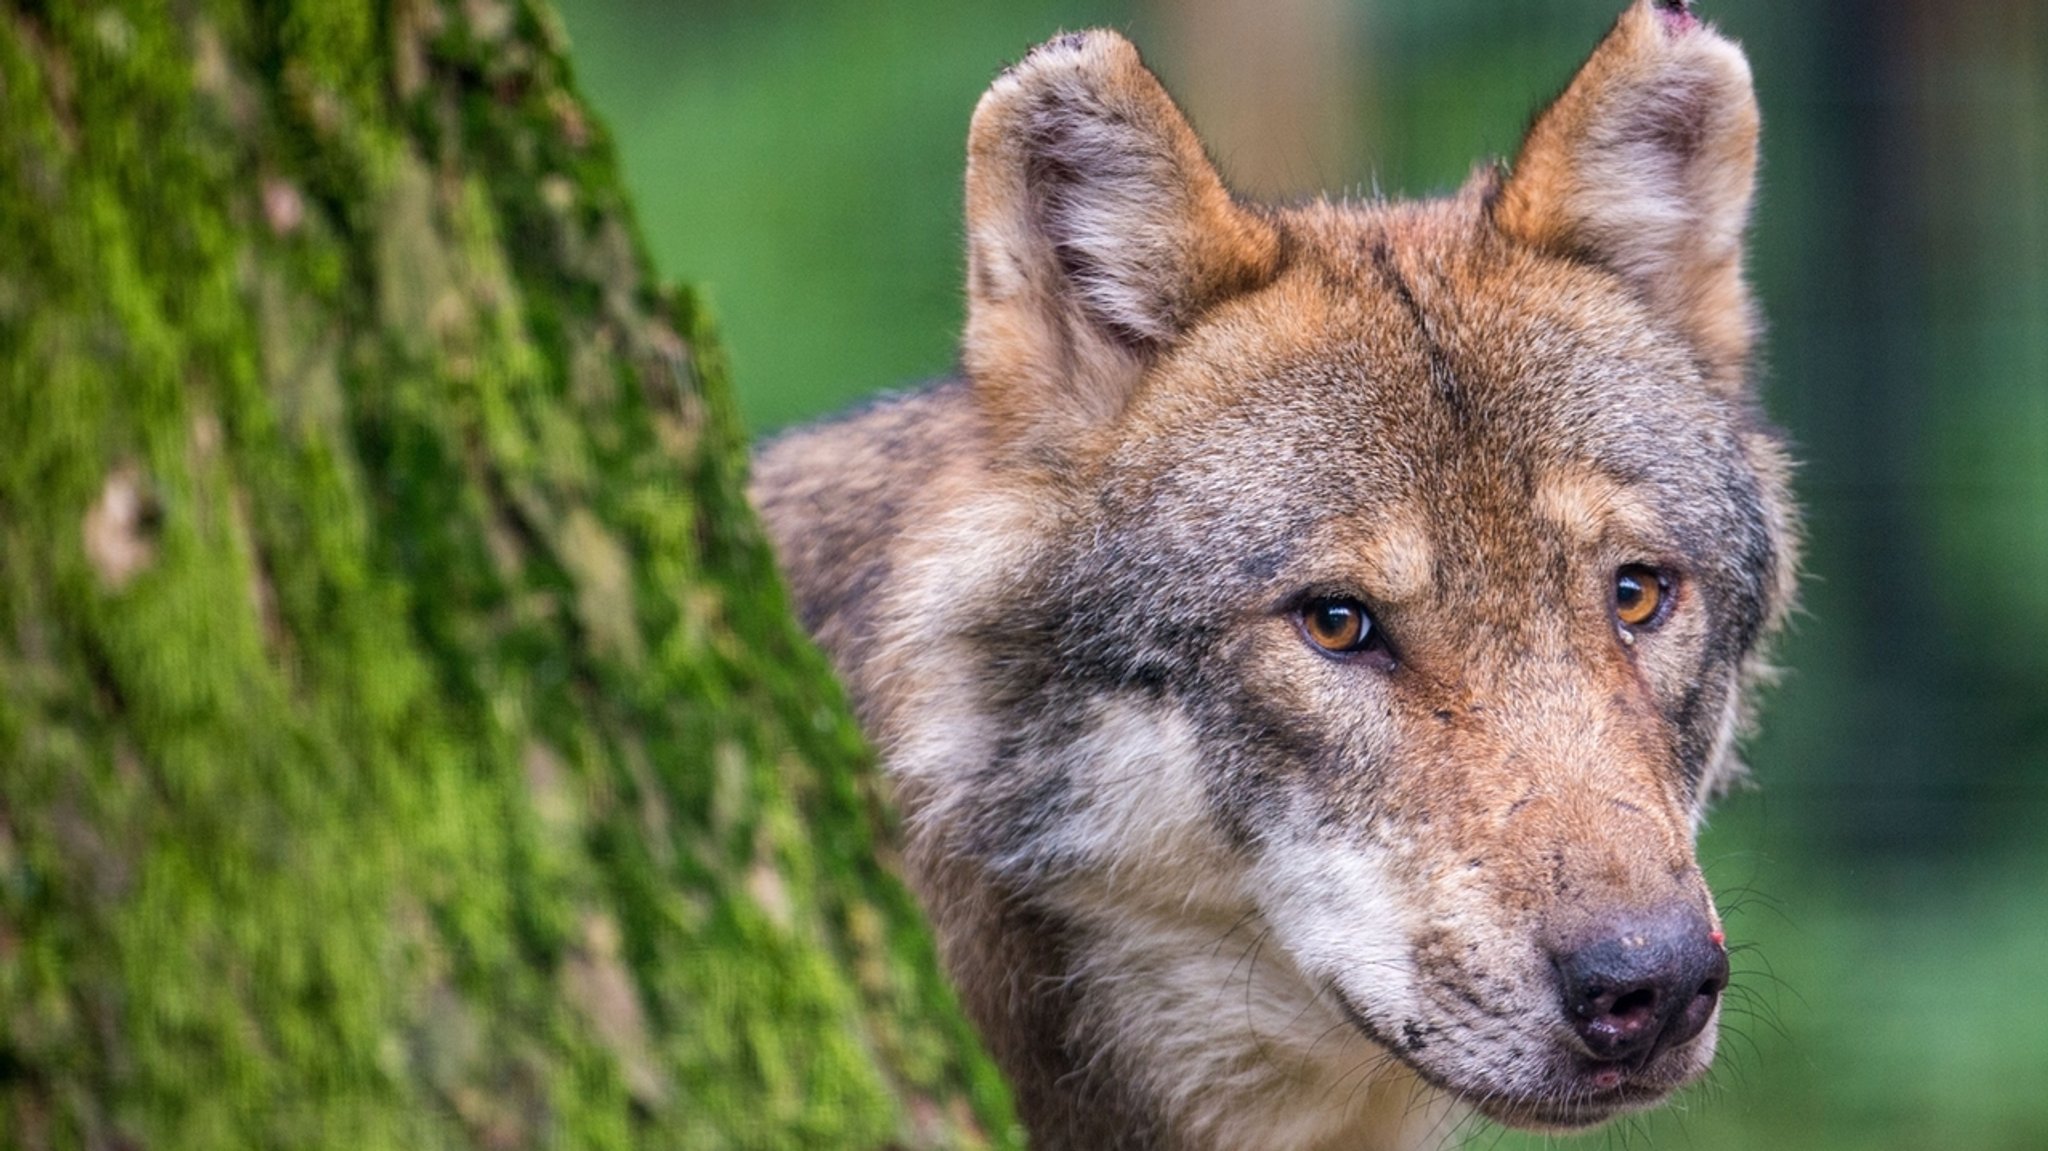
[1904,0,2048,840]
[0,2,1014,1148]
[1139,0,1363,200]
[1755,0,2048,860]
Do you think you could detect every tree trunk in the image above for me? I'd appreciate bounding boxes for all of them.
[0,2,1014,1148]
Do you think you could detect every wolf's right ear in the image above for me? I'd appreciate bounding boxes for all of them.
[963,31,1281,463]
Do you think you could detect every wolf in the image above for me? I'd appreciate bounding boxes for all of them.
[749,1,1798,1147]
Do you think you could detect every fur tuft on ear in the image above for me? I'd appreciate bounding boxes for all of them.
[963,31,1281,460]
[1493,1,1761,391]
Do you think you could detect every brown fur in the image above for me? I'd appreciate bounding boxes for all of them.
[750,4,1797,1148]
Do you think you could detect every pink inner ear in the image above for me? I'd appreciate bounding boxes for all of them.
[1655,0,1701,34]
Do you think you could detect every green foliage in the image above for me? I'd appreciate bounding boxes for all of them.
[555,0,1123,431]
[0,1,1015,1148]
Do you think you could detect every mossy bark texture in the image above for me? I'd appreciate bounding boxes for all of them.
[0,2,1016,1148]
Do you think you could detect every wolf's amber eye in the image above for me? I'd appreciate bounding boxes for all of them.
[1299,597,1377,654]
[1614,565,1670,629]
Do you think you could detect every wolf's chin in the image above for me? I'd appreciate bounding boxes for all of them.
[1471,1066,1698,1131]
[1331,985,1712,1135]
[1443,1044,1711,1132]
[1475,1096,1627,1131]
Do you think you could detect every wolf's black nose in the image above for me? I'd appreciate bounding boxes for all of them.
[1555,910,1728,1065]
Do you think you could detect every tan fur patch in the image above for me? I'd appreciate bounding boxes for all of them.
[1318,509,1438,604]
[1534,466,1661,545]
[1366,513,1437,603]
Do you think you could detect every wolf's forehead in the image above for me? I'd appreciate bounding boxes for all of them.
[1114,269,1749,584]
[1156,286,1706,477]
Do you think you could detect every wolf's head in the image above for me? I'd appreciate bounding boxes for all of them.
[882,1,1796,1141]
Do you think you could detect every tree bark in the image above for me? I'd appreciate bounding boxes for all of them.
[0,2,1014,1148]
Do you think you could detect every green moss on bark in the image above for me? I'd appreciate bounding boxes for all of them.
[0,2,1017,1148]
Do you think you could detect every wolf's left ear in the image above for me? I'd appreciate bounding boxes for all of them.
[963,31,1282,461]
[1494,0,1760,391]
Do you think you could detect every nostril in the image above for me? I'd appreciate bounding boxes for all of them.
[1566,977,1666,1062]
[1611,986,1658,1022]
[1689,944,1731,1009]
[1659,955,1731,1054]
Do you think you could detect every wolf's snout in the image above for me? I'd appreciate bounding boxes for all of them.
[1554,910,1729,1065]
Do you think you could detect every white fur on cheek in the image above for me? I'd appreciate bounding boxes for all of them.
[1037,699,1238,894]
[1253,830,1427,1039]
[1041,705,1455,1150]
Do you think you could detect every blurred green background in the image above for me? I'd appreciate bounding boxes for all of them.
[554,1,2048,1146]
